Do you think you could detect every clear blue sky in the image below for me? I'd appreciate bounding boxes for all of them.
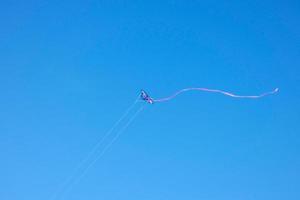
[1,0,299,199]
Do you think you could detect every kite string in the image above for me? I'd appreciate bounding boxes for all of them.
[153,87,279,102]
[50,95,140,200]
[60,104,145,199]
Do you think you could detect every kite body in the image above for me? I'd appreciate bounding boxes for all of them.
[140,90,154,104]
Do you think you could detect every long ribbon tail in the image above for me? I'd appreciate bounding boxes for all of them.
[153,87,279,102]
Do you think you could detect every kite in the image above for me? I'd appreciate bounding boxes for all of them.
[140,90,154,104]
[141,87,279,103]
[52,86,279,200]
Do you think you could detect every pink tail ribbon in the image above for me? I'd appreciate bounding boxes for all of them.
[153,87,279,102]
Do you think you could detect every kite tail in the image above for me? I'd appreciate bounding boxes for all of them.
[153,87,279,102]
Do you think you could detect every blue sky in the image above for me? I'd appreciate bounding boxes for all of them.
[1,0,300,199]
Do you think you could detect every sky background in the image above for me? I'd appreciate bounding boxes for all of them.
[1,0,300,199]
